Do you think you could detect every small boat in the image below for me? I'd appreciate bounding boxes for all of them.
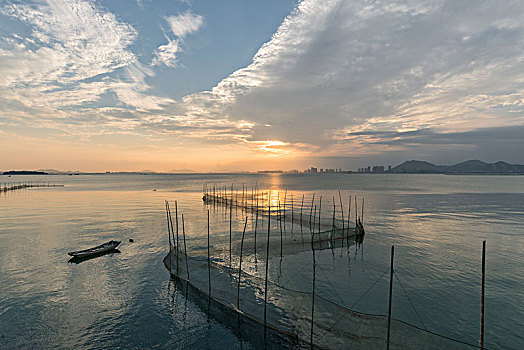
[68,240,121,258]
[68,249,120,264]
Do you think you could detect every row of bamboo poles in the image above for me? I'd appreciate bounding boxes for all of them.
[1,182,63,193]
[202,183,366,234]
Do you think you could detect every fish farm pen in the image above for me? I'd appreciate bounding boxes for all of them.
[163,184,486,349]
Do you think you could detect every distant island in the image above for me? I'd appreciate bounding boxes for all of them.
[387,160,524,174]
[3,170,48,175]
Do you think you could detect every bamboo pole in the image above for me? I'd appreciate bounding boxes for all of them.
[318,196,322,234]
[207,210,211,297]
[168,202,176,272]
[354,195,358,227]
[182,214,189,280]
[255,193,259,259]
[300,194,304,234]
[279,201,283,258]
[237,216,248,309]
[312,205,317,235]
[264,201,271,326]
[175,201,180,275]
[165,201,172,267]
[332,196,336,240]
[233,183,237,212]
[283,190,287,231]
[387,246,395,350]
[361,198,365,224]
[347,196,352,234]
[481,240,486,349]
[339,191,345,232]
[291,193,294,233]
[310,225,317,348]
[309,194,315,232]
[229,197,233,268]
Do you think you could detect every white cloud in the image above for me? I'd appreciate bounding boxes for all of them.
[151,38,180,67]
[150,11,203,68]
[0,0,176,125]
[165,11,203,39]
[170,0,524,159]
[0,0,137,87]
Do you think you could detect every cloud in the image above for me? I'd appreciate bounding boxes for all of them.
[151,11,203,68]
[171,0,524,160]
[0,0,137,87]
[151,39,180,67]
[0,0,177,132]
[332,125,524,164]
[165,11,203,39]
[342,126,524,147]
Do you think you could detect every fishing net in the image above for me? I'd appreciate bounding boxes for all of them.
[164,195,478,349]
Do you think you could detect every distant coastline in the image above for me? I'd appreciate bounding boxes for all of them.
[2,159,524,175]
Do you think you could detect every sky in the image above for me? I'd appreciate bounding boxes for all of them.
[0,0,523,172]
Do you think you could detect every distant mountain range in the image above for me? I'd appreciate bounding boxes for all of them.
[389,160,524,174]
[167,169,196,173]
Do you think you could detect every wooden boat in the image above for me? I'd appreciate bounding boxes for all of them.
[68,249,120,264]
[68,240,121,258]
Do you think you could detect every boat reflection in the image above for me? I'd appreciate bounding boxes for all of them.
[68,249,121,264]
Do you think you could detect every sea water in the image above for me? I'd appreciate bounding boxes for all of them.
[0,174,523,349]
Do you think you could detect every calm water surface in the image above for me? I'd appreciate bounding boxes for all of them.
[0,174,523,349]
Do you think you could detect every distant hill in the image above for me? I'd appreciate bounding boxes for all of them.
[167,169,196,173]
[389,160,524,174]
[389,160,444,173]
[447,160,491,173]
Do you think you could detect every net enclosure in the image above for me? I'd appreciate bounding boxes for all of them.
[163,188,480,349]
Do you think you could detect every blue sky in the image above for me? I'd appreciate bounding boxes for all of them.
[1,0,523,172]
[121,0,297,99]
